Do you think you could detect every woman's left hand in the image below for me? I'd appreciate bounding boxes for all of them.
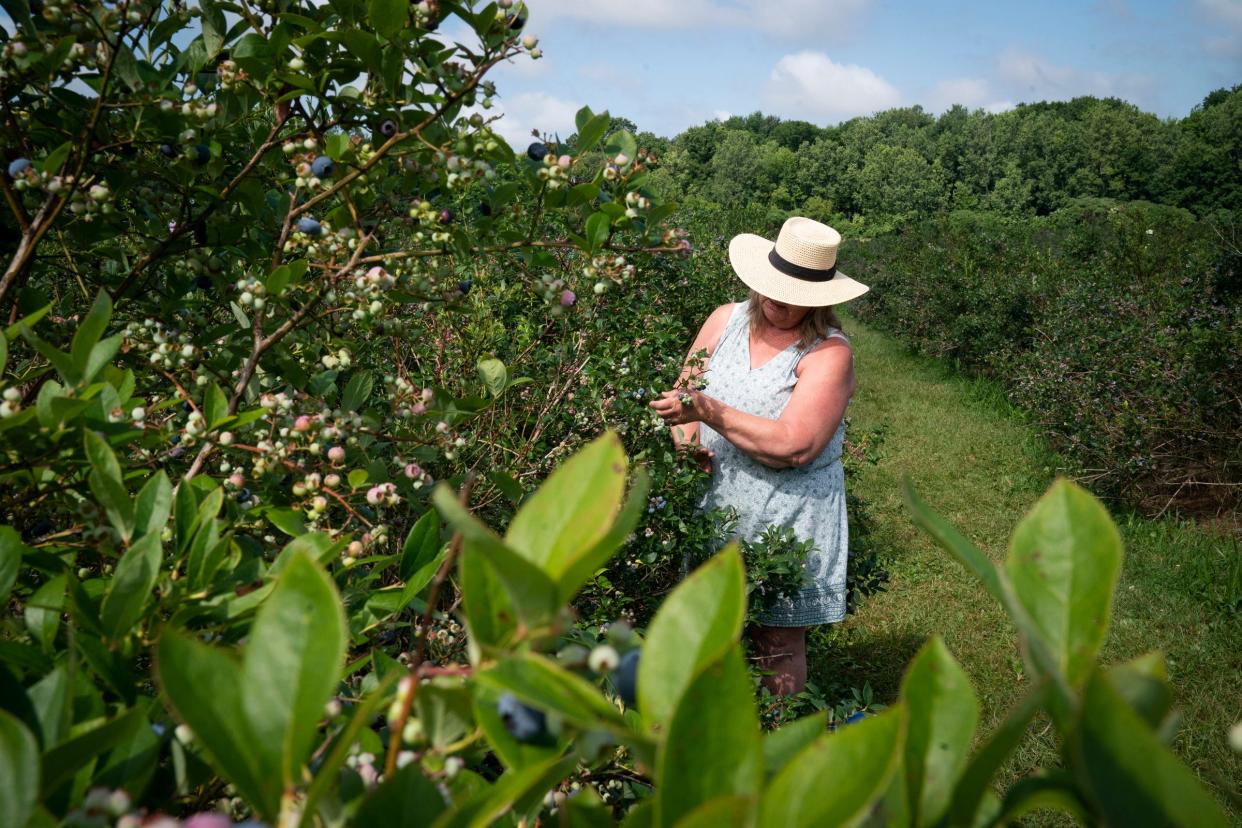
[649,389,703,426]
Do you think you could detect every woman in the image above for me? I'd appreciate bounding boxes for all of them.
[649,216,869,696]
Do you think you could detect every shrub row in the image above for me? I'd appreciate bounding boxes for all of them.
[845,200,1242,516]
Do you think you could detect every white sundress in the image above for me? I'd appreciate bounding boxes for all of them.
[697,299,850,626]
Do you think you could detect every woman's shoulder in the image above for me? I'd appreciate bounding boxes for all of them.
[698,301,745,354]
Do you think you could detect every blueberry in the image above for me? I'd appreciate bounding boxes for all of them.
[478,201,492,217]
[457,280,472,295]
[297,216,321,236]
[311,155,334,178]
[196,275,213,290]
[191,144,211,166]
[438,208,454,225]
[170,434,181,445]
[615,649,639,708]
[238,488,252,503]
[497,693,549,744]
[7,158,32,179]
[508,13,526,30]
[181,401,192,413]
[379,119,398,137]
[159,144,176,158]
[526,141,548,162]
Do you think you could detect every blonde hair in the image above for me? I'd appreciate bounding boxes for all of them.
[746,289,843,351]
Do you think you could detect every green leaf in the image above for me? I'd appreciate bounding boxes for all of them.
[585,212,610,252]
[173,481,199,554]
[898,636,978,826]
[486,471,524,508]
[341,370,374,411]
[241,552,348,790]
[25,574,66,654]
[70,290,111,375]
[42,142,72,177]
[0,710,39,828]
[204,383,229,429]
[1005,479,1122,687]
[0,526,26,606]
[1107,652,1175,734]
[478,653,629,734]
[576,113,610,153]
[639,543,746,730]
[133,471,172,541]
[266,508,306,538]
[201,0,226,56]
[504,430,627,580]
[1070,669,1229,827]
[555,467,649,604]
[0,332,7,375]
[326,133,350,161]
[903,479,1007,608]
[348,469,368,489]
[369,0,408,37]
[604,129,638,163]
[763,712,827,778]
[947,682,1046,828]
[157,629,273,816]
[39,706,144,796]
[84,334,122,383]
[574,105,595,133]
[353,761,446,827]
[758,705,905,828]
[89,470,134,543]
[400,509,441,582]
[433,485,558,633]
[84,429,122,483]
[21,325,78,385]
[674,796,755,828]
[657,646,761,825]
[477,357,507,398]
[433,755,578,828]
[100,533,162,640]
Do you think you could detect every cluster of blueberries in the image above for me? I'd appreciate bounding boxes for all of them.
[497,649,639,745]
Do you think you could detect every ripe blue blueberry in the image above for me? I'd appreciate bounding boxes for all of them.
[458,280,472,295]
[7,158,32,179]
[478,201,492,217]
[196,275,212,290]
[379,119,398,137]
[497,693,549,744]
[159,143,176,158]
[438,208,454,224]
[311,155,334,178]
[508,12,526,30]
[615,649,639,708]
[526,142,548,162]
[191,144,211,166]
[298,216,322,236]
[170,434,181,445]
[238,488,252,503]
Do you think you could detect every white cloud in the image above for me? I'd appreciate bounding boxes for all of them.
[994,47,1155,103]
[528,0,871,39]
[1195,0,1242,57]
[713,110,733,121]
[489,91,582,149]
[762,51,901,122]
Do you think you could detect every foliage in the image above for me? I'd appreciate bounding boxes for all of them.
[846,203,1242,515]
[735,524,814,625]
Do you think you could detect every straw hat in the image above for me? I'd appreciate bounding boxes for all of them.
[728,217,869,307]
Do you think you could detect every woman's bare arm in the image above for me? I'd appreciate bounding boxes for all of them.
[669,302,735,448]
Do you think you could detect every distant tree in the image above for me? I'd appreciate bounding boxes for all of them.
[705,130,762,205]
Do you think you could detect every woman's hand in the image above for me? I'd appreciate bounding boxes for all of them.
[648,389,702,427]
[689,444,715,474]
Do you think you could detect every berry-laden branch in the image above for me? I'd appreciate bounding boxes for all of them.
[383,473,476,779]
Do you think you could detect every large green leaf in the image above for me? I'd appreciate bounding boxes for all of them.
[0,710,38,828]
[555,467,650,604]
[352,762,446,827]
[477,357,507,398]
[947,682,1046,827]
[657,646,762,826]
[368,0,408,38]
[158,554,347,820]
[157,630,272,815]
[0,526,26,606]
[758,705,905,828]
[89,470,134,542]
[70,290,112,375]
[503,431,627,579]
[100,532,162,640]
[433,485,558,633]
[133,471,172,541]
[1106,652,1175,735]
[433,755,577,828]
[39,705,145,796]
[898,636,979,826]
[400,508,442,583]
[762,712,827,778]
[241,552,348,788]
[639,544,746,729]
[1070,669,1229,827]
[674,796,755,828]
[84,428,123,484]
[1005,480,1121,687]
[25,574,66,654]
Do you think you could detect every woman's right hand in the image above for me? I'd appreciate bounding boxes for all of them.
[690,445,715,474]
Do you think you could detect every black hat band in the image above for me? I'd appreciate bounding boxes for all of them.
[768,247,837,282]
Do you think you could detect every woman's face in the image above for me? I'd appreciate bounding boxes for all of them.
[759,296,811,330]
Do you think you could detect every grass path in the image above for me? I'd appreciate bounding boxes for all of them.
[811,314,1241,816]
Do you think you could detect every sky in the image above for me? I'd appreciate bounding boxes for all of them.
[473,0,1242,146]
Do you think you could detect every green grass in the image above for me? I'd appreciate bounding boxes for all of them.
[809,314,1242,818]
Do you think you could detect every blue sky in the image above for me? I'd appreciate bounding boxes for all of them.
[475,0,1242,145]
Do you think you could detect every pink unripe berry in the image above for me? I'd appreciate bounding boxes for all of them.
[325,473,341,488]
[228,473,245,489]
[366,486,383,505]
[561,289,576,307]
[557,154,571,170]
[184,814,233,828]
[412,402,427,415]
[404,463,422,479]
[328,446,346,463]
[294,415,312,432]
[348,540,364,556]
